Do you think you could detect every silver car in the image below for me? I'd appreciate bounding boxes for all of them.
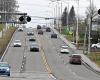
[0,62,11,76]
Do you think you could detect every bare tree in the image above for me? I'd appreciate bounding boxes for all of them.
[0,0,18,21]
[85,1,98,28]
[0,0,17,12]
[85,1,98,54]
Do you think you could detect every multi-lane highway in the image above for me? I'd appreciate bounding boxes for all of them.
[0,27,100,80]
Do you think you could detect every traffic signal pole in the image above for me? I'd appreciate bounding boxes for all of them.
[76,0,79,49]
[0,12,27,23]
[0,12,27,15]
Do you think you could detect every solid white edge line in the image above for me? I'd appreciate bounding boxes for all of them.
[49,74,57,79]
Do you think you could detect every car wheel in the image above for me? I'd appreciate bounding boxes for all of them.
[69,61,72,64]
[8,74,10,76]
[94,46,97,49]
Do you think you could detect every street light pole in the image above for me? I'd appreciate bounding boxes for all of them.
[76,0,79,49]
[49,0,57,28]
[57,1,60,31]
[50,0,62,32]
[60,0,62,33]
[66,2,69,31]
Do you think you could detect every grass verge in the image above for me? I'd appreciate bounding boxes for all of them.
[88,52,100,67]
[0,24,3,32]
[0,27,16,57]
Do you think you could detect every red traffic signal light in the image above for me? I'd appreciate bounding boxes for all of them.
[98,9,100,15]
[19,16,24,22]
[26,16,31,22]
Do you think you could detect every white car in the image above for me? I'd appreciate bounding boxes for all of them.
[91,43,100,48]
[13,40,22,47]
[60,48,70,54]
[61,45,69,49]
[18,27,23,31]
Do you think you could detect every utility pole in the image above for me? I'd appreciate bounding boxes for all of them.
[88,0,92,54]
[49,0,57,28]
[50,0,61,31]
[83,23,88,54]
[56,0,63,33]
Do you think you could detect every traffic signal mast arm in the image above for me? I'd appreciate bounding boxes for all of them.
[0,12,27,15]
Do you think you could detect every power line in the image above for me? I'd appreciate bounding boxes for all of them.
[30,16,55,19]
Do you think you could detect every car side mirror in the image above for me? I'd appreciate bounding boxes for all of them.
[9,66,11,68]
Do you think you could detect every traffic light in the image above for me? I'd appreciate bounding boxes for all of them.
[19,16,24,22]
[26,16,31,22]
[98,9,100,15]
[19,16,31,22]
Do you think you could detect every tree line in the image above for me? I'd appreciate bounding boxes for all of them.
[0,0,18,21]
[61,3,100,44]
[61,6,76,27]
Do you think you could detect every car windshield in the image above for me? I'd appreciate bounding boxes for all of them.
[72,55,81,58]
[15,40,20,43]
[18,27,23,29]
[31,43,38,45]
[30,37,34,39]
[28,31,33,33]
[61,46,68,48]
[31,44,38,48]
[0,63,9,67]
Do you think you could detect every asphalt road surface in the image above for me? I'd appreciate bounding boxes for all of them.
[0,28,100,80]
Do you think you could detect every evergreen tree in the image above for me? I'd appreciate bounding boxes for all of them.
[61,7,68,26]
[68,6,76,25]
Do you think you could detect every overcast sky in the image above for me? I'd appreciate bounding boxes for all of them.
[16,0,100,27]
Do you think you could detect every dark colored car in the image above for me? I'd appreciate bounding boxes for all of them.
[29,37,36,41]
[0,62,10,76]
[46,27,51,32]
[69,54,81,64]
[30,43,39,52]
[27,32,34,36]
[38,30,43,35]
[37,25,41,29]
[51,33,57,38]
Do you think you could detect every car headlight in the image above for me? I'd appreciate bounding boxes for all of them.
[7,68,10,71]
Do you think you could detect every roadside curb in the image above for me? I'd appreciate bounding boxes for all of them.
[82,59,100,75]
[0,29,16,62]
